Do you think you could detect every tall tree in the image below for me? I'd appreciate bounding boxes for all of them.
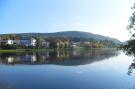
[122,3,135,56]
[121,3,135,75]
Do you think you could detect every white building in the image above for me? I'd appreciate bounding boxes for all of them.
[20,37,36,46]
[0,39,14,45]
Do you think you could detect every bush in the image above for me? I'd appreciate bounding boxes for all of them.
[0,44,17,49]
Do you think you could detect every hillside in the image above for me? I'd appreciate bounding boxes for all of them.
[1,31,121,44]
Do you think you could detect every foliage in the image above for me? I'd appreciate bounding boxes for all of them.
[0,34,118,50]
[122,3,135,55]
[0,31,121,44]
[0,44,17,49]
[121,3,135,75]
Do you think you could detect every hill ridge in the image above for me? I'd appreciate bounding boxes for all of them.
[0,31,121,44]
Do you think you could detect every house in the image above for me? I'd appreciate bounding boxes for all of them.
[70,42,77,49]
[0,39,14,45]
[0,39,20,45]
[13,39,20,45]
[20,37,36,46]
[0,37,36,46]
[41,40,50,48]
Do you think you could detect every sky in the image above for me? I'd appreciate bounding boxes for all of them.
[0,0,134,41]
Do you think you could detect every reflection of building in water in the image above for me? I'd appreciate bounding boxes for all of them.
[31,55,36,63]
[72,50,77,56]
[57,51,60,57]
[0,49,119,66]
[7,57,14,63]
[21,54,37,63]
[3,54,37,64]
[46,52,50,58]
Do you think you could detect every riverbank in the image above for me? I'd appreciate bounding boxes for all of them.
[0,47,117,53]
[74,47,117,50]
[0,48,54,53]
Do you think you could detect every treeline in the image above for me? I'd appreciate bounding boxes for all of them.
[0,34,118,49]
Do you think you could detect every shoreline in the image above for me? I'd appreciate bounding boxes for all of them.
[0,48,117,53]
[0,48,54,53]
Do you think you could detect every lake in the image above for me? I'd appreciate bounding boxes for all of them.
[0,49,134,89]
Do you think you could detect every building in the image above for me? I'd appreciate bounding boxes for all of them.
[41,40,50,48]
[13,39,20,45]
[0,39,14,45]
[20,37,36,46]
[70,42,77,49]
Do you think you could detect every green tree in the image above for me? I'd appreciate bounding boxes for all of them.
[122,3,135,56]
[121,3,135,75]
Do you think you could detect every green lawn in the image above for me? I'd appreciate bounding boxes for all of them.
[0,47,117,53]
[0,48,54,53]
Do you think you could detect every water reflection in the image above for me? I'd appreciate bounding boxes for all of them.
[128,59,135,75]
[0,49,119,66]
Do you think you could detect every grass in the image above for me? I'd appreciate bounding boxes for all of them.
[0,48,54,53]
[75,46,117,50]
[0,49,22,53]
[0,47,117,53]
[25,48,54,52]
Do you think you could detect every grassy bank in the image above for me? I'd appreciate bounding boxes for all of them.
[0,48,54,53]
[0,47,117,53]
[0,49,22,53]
[74,46,117,50]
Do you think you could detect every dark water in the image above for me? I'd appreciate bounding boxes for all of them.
[0,49,134,89]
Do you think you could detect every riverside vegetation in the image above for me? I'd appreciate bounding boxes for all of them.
[0,31,120,52]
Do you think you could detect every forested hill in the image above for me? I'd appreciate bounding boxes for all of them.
[1,31,121,44]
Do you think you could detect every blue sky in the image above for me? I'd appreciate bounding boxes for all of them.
[0,0,133,41]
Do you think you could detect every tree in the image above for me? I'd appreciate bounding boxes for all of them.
[121,3,135,75]
[35,37,41,48]
[122,3,135,56]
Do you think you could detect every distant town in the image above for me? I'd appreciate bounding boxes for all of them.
[0,33,119,50]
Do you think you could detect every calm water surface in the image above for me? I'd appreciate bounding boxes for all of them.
[0,49,134,89]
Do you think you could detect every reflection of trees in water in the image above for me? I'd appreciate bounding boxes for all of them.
[124,46,135,75]
[0,49,119,66]
[128,59,135,75]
